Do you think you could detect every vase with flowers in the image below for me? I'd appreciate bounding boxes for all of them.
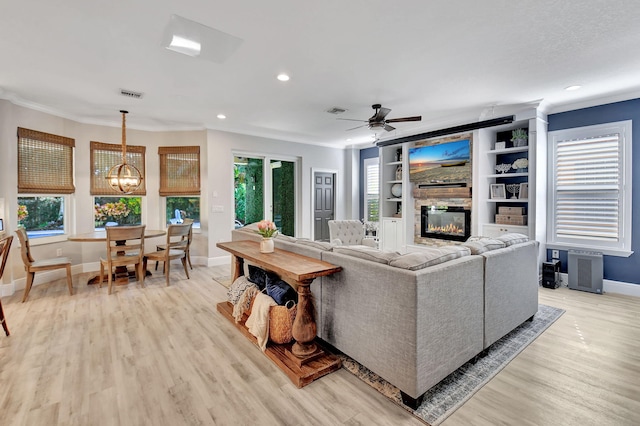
[256,219,278,253]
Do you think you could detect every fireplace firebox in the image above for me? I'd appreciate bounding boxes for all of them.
[421,206,471,242]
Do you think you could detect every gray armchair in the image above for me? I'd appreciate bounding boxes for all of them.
[328,220,377,247]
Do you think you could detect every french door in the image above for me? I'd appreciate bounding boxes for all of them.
[234,154,297,236]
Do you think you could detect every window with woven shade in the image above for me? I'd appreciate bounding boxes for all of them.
[91,141,146,196]
[158,146,201,196]
[17,127,75,194]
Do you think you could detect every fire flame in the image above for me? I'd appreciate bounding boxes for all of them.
[428,223,464,235]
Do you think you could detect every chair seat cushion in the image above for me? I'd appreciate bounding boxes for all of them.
[32,257,71,267]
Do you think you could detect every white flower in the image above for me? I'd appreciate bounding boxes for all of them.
[512,158,529,169]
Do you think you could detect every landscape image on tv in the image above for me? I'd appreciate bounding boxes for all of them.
[409,138,471,184]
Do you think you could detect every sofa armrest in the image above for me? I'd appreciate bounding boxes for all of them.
[330,238,343,245]
[362,238,377,248]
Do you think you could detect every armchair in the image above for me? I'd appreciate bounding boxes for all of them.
[328,220,377,247]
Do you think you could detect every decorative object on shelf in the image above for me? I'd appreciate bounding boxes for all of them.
[495,163,512,174]
[511,128,528,147]
[519,182,529,199]
[495,141,506,150]
[395,148,402,162]
[395,165,402,180]
[506,183,520,199]
[363,220,379,237]
[490,183,506,199]
[512,157,529,172]
[391,183,403,198]
[255,219,278,253]
[106,110,144,194]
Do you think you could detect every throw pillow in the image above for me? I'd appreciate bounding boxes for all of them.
[247,264,267,290]
[265,273,298,305]
[496,233,529,246]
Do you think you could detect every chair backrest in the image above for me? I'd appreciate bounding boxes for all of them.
[328,220,365,245]
[166,222,192,250]
[0,235,14,280]
[15,227,35,266]
[183,218,194,245]
[105,225,146,261]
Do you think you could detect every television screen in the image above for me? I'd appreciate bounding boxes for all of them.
[409,138,471,184]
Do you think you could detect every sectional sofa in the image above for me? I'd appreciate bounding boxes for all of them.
[230,225,539,408]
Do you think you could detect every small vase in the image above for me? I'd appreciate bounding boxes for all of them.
[260,237,274,253]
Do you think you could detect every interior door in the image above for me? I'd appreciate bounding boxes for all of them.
[314,172,335,241]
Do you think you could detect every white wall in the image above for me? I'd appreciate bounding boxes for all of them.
[0,100,351,293]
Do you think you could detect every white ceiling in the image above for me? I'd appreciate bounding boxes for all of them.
[2,1,640,148]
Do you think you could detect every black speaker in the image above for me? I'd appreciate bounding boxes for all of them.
[542,260,560,289]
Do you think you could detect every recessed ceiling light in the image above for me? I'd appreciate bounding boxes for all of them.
[565,85,582,91]
[277,73,290,82]
[217,114,226,119]
[168,35,201,57]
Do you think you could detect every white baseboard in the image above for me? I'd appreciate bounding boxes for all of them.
[557,272,640,298]
[208,254,231,267]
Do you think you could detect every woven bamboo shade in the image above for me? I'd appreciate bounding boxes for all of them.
[158,146,200,196]
[17,128,75,194]
[91,141,146,195]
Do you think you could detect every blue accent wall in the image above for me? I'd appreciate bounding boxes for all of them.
[359,146,379,220]
[548,97,640,285]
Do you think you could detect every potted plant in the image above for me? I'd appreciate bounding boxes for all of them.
[511,129,528,147]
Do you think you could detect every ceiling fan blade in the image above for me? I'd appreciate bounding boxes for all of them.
[372,107,391,122]
[346,124,367,131]
[384,124,396,132]
[385,115,422,123]
[337,118,368,122]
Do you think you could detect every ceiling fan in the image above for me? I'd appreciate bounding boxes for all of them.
[339,103,422,132]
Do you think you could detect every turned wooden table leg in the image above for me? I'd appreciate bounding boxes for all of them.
[291,278,318,357]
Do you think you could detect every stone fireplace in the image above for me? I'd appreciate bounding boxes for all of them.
[421,205,471,242]
[412,187,473,247]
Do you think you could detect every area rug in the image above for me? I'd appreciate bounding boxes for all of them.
[339,304,564,425]
[213,275,232,288]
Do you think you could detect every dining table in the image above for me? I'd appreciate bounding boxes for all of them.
[68,229,166,285]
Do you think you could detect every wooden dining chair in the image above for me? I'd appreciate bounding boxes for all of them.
[99,225,146,295]
[0,235,14,336]
[144,223,191,287]
[155,218,193,271]
[15,228,73,302]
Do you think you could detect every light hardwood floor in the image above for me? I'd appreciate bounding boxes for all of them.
[0,266,638,426]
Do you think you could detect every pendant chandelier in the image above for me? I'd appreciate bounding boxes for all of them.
[106,110,143,194]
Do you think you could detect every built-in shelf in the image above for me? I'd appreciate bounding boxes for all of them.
[486,146,529,155]
[487,198,528,203]
[487,172,528,178]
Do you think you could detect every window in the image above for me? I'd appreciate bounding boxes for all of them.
[364,157,379,222]
[159,146,200,227]
[91,141,146,195]
[548,120,632,256]
[94,197,142,229]
[17,127,75,239]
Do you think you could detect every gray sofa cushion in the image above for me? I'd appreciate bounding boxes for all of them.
[462,237,506,254]
[496,233,529,246]
[389,246,471,270]
[332,245,399,264]
[275,234,298,243]
[296,239,334,251]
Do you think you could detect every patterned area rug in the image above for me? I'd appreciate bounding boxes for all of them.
[213,275,232,288]
[339,304,565,425]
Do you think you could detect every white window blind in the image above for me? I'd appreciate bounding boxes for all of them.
[549,120,632,255]
[364,158,379,222]
[555,134,620,241]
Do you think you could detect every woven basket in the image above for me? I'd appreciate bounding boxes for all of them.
[269,300,297,344]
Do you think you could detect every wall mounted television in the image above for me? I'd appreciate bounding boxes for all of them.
[408,137,471,185]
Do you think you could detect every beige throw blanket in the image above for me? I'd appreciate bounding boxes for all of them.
[245,292,277,351]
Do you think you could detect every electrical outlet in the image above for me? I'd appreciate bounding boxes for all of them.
[552,249,559,259]
[56,248,63,256]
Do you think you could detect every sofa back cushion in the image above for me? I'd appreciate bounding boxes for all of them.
[332,245,399,264]
[295,239,334,251]
[462,237,506,254]
[389,245,471,270]
[496,233,529,246]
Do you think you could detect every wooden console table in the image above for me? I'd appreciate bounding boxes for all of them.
[216,240,342,387]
